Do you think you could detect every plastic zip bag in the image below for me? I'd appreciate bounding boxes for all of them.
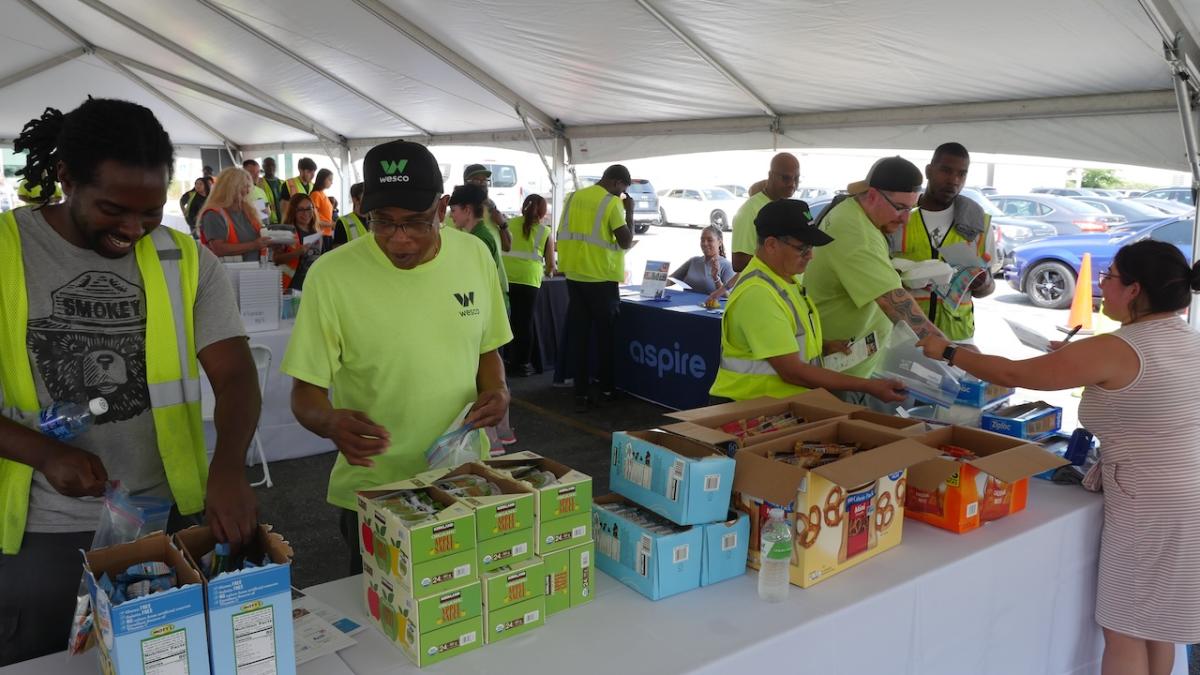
[875,321,961,408]
[424,403,481,470]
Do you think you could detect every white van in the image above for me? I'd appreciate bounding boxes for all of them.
[431,147,548,217]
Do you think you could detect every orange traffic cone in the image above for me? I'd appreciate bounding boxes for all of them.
[1060,252,1094,335]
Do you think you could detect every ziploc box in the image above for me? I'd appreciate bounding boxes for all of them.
[955,375,1015,408]
[361,557,482,666]
[700,511,750,587]
[174,525,296,675]
[592,494,703,600]
[356,481,477,598]
[905,425,1069,533]
[610,430,735,525]
[84,532,210,675]
[662,389,863,455]
[484,451,593,553]
[980,401,1063,441]
[732,421,940,588]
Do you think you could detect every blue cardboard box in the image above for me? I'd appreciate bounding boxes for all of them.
[980,401,1062,441]
[175,525,297,675]
[699,511,749,587]
[955,377,1015,408]
[610,430,735,525]
[592,494,703,600]
[84,532,211,675]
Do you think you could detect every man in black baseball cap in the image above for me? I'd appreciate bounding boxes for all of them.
[709,198,906,404]
[460,163,512,252]
[283,139,513,575]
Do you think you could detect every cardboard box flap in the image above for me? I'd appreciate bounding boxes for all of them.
[905,456,965,492]
[811,438,941,488]
[622,429,727,461]
[665,395,783,422]
[732,447,807,505]
[968,444,1070,483]
[659,421,737,447]
[914,424,1031,455]
[85,532,203,587]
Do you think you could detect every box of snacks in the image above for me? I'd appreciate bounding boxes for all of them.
[731,420,939,588]
[483,451,594,554]
[592,494,704,600]
[610,430,735,525]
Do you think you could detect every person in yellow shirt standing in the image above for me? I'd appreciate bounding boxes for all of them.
[557,164,635,411]
[502,194,554,377]
[710,199,906,403]
[729,152,800,273]
[283,139,511,575]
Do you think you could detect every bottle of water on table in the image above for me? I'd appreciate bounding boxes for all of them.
[758,507,792,602]
[38,398,109,441]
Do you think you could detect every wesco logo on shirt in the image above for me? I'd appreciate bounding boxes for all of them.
[628,340,706,379]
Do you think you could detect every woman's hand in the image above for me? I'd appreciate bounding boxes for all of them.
[916,334,952,361]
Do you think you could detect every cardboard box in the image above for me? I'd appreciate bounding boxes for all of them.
[700,511,750,587]
[477,527,535,573]
[980,401,1062,441]
[663,389,862,455]
[174,525,296,675]
[731,421,940,588]
[592,494,703,600]
[905,426,1069,533]
[362,558,481,639]
[415,463,535,542]
[482,556,544,608]
[484,451,594,524]
[568,540,595,608]
[541,548,571,616]
[536,510,591,555]
[484,596,545,645]
[610,430,735,525]
[84,532,210,675]
[955,377,1016,408]
[356,483,478,598]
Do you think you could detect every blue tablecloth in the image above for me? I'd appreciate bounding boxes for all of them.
[614,288,723,409]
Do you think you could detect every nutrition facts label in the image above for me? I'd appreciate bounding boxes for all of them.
[141,628,189,675]
[233,605,277,675]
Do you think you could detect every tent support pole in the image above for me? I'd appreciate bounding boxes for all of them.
[517,106,555,193]
[0,47,86,92]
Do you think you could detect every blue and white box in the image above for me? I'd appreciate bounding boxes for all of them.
[980,401,1062,441]
[610,430,735,525]
[175,525,297,675]
[955,376,1015,408]
[700,511,750,587]
[84,532,211,675]
[592,494,703,601]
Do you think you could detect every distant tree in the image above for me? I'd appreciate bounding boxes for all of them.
[1082,169,1121,189]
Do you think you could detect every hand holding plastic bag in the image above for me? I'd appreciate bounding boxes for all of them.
[424,403,483,470]
[874,322,961,408]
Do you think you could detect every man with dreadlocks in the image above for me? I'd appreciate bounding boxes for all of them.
[0,98,261,665]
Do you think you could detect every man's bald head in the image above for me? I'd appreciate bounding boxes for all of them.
[765,152,800,200]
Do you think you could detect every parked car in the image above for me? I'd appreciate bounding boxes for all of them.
[970,185,998,196]
[1004,215,1190,308]
[1031,187,1100,197]
[959,188,1057,273]
[718,184,749,198]
[1066,196,1169,224]
[989,193,1126,234]
[796,187,836,200]
[628,179,659,234]
[657,186,744,230]
[1139,187,1194,206]
[1132,197,1194,215]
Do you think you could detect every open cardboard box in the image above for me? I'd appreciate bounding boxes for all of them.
[905,425,1069,533]
[732,420,939,588]
[610,429,735,525]
[483,451,594,554]
[592,494,704,601]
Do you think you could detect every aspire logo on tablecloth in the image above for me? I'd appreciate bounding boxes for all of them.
[628,340,706,379]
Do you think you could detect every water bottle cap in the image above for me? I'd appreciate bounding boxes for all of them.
[768,507,784,519]
[88,398,109,416]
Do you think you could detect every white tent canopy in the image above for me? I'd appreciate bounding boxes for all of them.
[0,0,1197,176]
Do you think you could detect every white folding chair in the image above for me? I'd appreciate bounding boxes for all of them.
[248,344,274,488]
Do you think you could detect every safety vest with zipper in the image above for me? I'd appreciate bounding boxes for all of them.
[337,212,367,242]
[501,216,550,288]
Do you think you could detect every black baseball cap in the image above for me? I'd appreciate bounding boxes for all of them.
[360,140,444,213]
[755,199,834,245]
[463,163,491,180]
[847,155,923,194]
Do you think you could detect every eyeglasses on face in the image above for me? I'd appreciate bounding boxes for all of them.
[369,217,435,237]
[876,189,916,214]
[776,237,813,256]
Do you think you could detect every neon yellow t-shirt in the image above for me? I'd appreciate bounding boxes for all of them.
[731,192,771,256]
[281,230,513,510]
[803,198,901,378]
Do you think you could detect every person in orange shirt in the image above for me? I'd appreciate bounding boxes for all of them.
[310,168,336,243]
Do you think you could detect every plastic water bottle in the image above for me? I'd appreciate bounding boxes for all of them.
[38,398,108,441]
[758,508,792,602]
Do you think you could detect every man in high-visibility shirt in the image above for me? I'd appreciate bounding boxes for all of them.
[557,164,636,411]
[0,98,260,666]
[730,152,800,273]
[889,142,994,343]
[332,182,369,247]
[258,156,284,223]
[280,156,317,219]
[710,199,907,403]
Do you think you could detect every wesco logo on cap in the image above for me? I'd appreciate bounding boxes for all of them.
[379,159,411,183]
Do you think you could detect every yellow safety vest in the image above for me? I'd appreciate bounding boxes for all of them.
[257,177,282,223]
[0,211,207,554]
[556,185,624,283]
[710,262,823,401]
[337,212,367,241]
[285,177,312,197]
[894,208,990,341]
[501,217,550,288]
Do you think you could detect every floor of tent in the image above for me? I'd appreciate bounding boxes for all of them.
[248,371,1200,674]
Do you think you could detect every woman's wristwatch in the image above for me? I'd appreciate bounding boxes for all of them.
[942,344,958,366]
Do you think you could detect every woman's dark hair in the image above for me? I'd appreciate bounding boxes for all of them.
[520,194,548,239]
[1112,239,1200,317]
[314,169,333,191]
[14,98,174,206]
[448,184,486,219]
[283,193,315,231]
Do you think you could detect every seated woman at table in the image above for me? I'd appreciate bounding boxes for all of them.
[915,240,1200,675]
[670,225,736,295]
[273,193,324,291]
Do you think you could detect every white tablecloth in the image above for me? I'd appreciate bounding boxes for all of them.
[202,320,334,464]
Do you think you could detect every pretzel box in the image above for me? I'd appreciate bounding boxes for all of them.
[484,451,594,554]
[355,482,478,599]
[732,421,940,588]
[905,426,1069,533]
[610,430,735,525]
[592,494,703,600]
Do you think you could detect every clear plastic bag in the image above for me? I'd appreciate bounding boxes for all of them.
[875,322,961,408]
[425,425,480,470]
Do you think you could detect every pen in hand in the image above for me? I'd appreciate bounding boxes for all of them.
[1061,324,1083,344]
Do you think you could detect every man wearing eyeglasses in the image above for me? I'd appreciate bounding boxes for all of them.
[710,199,908,403]
[459,164,512,253]
[282,140,512,575]
[803,156,947,400]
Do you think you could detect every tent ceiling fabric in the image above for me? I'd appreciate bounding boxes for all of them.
[0,0,1197,171]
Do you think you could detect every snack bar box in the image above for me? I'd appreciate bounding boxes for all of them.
[732,421,940,588]
[592,494,703,601]
[905,425,1069,533]
[610,430,735,525]
[542,541,595,616]
[84,532,211,675]
[413,463,536,573]
[700,511,750,587]
[980,401,1063,441]
[174,525,296,675]
[484,451,594,555]
[356,481,478,598]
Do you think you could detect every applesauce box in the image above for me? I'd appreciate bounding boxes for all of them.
[356,481,478,599]
[361,556,481,664]
[482,556,544,609]
[484,451,594,554]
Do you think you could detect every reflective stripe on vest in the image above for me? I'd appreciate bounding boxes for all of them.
[340,213,366,241]
[198,206,262,263]
[502,224,549,262]
[0,212,206,554]
[718,270,822,377]
[558,192,621,251]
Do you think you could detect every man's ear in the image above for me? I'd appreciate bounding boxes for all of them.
[435,194,450,223]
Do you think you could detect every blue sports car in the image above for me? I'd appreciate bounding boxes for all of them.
[1005,216,1194,309]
